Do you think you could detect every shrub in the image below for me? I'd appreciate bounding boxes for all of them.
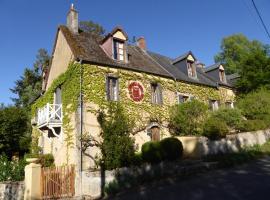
[131,152,143,166]
[169,99,208,135]
[237,88,270,127]
[237,119,267,132]
[141,141,162,164]
[39,154,55,167]
[210,108,243,130]
[159,137,183,161]
[98,103,135,170]
[203,117,229,140]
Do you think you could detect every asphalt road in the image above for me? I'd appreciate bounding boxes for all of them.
[109,156,270,200]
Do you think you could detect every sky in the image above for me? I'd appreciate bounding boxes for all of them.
[0,0,269,105]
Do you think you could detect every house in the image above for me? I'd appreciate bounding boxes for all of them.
[31,4,235,196]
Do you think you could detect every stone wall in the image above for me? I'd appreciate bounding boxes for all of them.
[81,129,270,198]
[0,182,24,200]
[177,129,270,158]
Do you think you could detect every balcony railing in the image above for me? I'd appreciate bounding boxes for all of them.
[37,103,62,127]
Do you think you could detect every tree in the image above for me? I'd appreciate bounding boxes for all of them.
[214,34,269,74]
[0,106,31,157]
[10,49,50,109]
[79,20,105,37]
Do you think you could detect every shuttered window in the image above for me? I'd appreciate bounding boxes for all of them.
[151,83,163,105]
[106,77,119,101]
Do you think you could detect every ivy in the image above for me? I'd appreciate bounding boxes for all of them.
[31,62,235,164]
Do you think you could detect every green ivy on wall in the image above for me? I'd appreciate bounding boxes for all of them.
[31,62,235,162]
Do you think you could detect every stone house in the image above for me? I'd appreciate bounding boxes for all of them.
[31,5,235,196]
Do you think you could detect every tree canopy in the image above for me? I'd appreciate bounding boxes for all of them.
[79,20,106,37]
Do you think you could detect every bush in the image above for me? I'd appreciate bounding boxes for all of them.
[131,152,143,166]
[237,88,270,126]
[141,141,162,164]
[159,137,183,161]
[141,138,183,164]
[237,120,267,132]
[39,154,55,167]
[203,117,229,140]
[169,99,208,135]
[210,108,243,130]
[0,154,27,181]
[99,103,135,170]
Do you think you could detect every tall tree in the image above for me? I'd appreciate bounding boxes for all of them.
[10,49,50,109]
[79,20,105,38]
[214,34,269,74]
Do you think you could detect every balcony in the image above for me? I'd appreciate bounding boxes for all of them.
[37,103,63,129]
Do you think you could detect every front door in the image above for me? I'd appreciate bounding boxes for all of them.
[151,126,160,141]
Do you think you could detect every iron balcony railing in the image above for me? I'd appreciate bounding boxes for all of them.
[37,103,62,127]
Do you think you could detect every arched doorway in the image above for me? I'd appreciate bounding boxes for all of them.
[150,126,160,141]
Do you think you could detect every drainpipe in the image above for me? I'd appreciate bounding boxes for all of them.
[78,58,83,198]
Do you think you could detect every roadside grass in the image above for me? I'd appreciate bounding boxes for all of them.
[204,141,270,167]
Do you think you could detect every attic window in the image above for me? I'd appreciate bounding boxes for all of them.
[187,61,197,78]
[113,39,125,61]
[219,69,226,83]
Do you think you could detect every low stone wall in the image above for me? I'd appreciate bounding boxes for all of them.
[0,182,24,200]
[82,129,270,198]
[177,129,270,158]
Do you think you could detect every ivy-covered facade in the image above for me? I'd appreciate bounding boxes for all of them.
[31,6,235,173]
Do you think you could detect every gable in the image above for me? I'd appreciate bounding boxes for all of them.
[113,30,127,41]
[46,29,75,90]
[187,54,195,62]
[219,65,224,71]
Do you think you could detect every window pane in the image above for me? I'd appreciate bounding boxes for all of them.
[119,55,124,61]
[118,43,124,48]
[119,49,124,55]
[107,77,118,101]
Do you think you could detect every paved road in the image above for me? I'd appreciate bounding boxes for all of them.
[109,157,270,200]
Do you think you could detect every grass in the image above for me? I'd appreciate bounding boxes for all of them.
[204,141,270,167]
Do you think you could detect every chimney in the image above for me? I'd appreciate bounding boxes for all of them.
[137,37,146,50]
[67,4,78,33]
[196,61,205,69]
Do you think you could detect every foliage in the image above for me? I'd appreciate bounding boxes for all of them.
[203,117,229,140]
[236,120,267,132]
[0,106,31,157]
[214,34,269,75]
[237,88,270,126]
[141,141,162,164]
[0,154,27,182]
[79,20,105,37]
[169,99,208,136]
[159,137,183,161]
[98,103,135,170]
[141,137,183,163]
[39,154,55,167]
[210,107,243,130]
[11,49,50,109]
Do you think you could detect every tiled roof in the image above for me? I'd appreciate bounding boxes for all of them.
[58,25,232,88]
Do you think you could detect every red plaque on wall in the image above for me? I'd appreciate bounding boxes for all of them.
[128,82,144,102]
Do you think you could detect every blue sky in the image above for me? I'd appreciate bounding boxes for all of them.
[0,0,269,105]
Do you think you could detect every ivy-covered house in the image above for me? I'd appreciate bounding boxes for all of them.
[32,5,235,174]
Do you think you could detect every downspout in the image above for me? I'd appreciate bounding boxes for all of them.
[78,58,83,198]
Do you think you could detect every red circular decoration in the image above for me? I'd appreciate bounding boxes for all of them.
[128,82,144,102]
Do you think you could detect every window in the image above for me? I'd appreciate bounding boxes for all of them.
[187,62,196,78]
[225,101,234,109]
[106,76,119,101]
[151,83,163,105]
[219,69,226,83]
[113,39,125,61]
[209,100,220,111]
[178,94,193,103]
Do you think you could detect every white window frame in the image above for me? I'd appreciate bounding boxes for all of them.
[151,83,163,105]
[106,76,119,101]
[209,99,220,111]
[177,93,194,104]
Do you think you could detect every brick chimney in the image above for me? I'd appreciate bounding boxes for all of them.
[67,4,78,33]
[137,37,146,50]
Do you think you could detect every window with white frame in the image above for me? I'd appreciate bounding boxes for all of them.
[113,39,125,61]
[151,83,163,105]
[219,69,226,83]
[225,101,234,108]
[178,94,194,103]
[209,99,220,111]
[106,76,119,101]
[187,62,197,78]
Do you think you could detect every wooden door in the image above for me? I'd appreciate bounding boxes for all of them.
[151,127,160,141]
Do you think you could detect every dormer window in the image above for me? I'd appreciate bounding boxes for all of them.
[187,61,197,78]
[219,68,226,83]
[113,39,125,61]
